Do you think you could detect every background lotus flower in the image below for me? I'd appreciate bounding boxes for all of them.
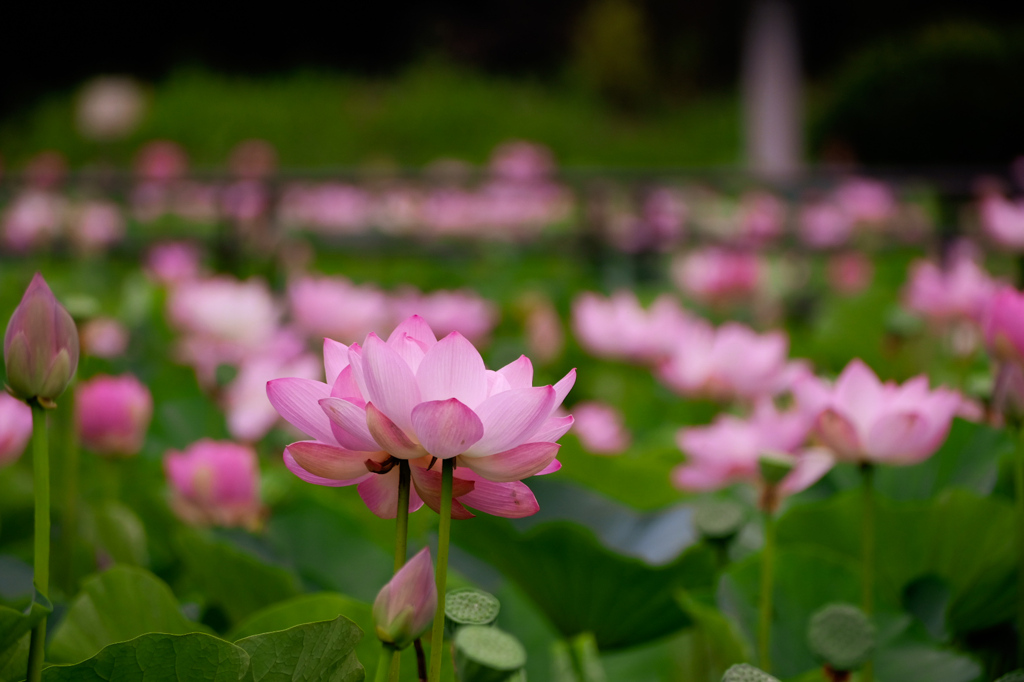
[984,286,1024,364]
[572,291,692,364]
[145,241,202,285]
[980,194,1024,250]
[287,275,392,344]
[4,273,80,405]
[80,317,129,359]
[570,401,630,454]
[797,359,960,466]
[391,289,499,344]
[373,547,437,649]
[164,439,264,530]
[672,248,761,306]
[76,374,153,456]
[0,392,32,467]
[904,255,997,324]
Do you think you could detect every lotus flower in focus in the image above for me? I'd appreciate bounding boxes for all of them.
[76,374,153,456]
[4,273,80,406]
[0,393,32,467]
[796,360,960,466]
[267,316,575,519]
[572,291,692,364]
[373,547,437,650]
[164,439,264,530]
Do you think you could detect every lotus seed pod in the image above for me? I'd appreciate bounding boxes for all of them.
[694,498,747,541]
[994,671,1024,682]
[721,663,781,682]
[807,603,875,671]
[454,625,526,682]
[445,587,501,637]
[758,451,796,486]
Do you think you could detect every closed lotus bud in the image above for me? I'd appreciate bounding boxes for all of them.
[373,548,437,650]
[4,273,80,406]
[76,374,153,456]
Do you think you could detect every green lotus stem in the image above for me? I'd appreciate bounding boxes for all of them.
[428,458,454,682]
[26,401,50,682]
[1016,425,1024,667]
[59,384,79,594]
[758,507,776,673]
[375,644,397,682]
[861,463,875,682]
[391,460,412,680]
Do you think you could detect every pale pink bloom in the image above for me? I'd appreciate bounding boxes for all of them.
[672,248,761,306]
[279,184,371,234]
[288,276,393,344]
[371,186,424,234]
[984,286,1024,364]
[134,141,188,182]
[164,439,264,530]
[3,191,64,252]
[828,252,874,295]
[76,374,153,457]
[130,182,174,223]
[373,547,437,649]
[80,318,129,358]
[420,188,481,235]
[833,178,896,223]
[658,321,808,402]
[571,401,630,454]
[739,191,786,242]
[904,256,997,323]
[488,141,555,183]
[796,360,961,465]
[524,297,564,364]
[798,200,853,248]
[392,289,499,344]
[68,201,124,253]
[75,77,146,141]
[674,400,832,501]
[223,331,322,442]
[572,291,693,364]
[979,194,1024,250]
[0,393,33,467]
[266,317,575,519]
[145,242,202,285]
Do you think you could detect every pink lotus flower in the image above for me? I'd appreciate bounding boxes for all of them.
[674,400,832,503]
[523,295,564,364]
[570,401,630,454]
[979,194,1024,250]
[69,201,125,253]
[76,374,153,456]
[288,276,392,345]
[164,439,264,530]
[134,141,188,182]
[828,252,874,295]
[833,178,896,223]
[572,291,692,364]
[739,191,786,243]
[392,289,499,345]
[0,393,32,467]
[672,248,761,306]
[266,316,576,519]
[2,191,64,252]
[80,317,129,359]
[145,242,202,285]
[796,360,961,465]
[798,200,853,249]
[904,255,996,324]
[373,547,437,650]
[984,286,1024,364]
[658,321,808,402]
[488,141,555,183]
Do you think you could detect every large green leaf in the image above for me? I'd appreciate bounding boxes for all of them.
[235,616,364,682]
[84,500,149,567]
[675,589,751,681]
[454,517,716,650]
[775,490,1016,634]
[48,566,205,664]
[175,528,302,624]
[42,632,251,682]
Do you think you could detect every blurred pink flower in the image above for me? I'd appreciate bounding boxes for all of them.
[572,291,692,364]
[221,181,269,222]
[979,194,1024,250]
[75,77,146,141]
[798,200,853,248]
[80,317,129,358]
[266,316,575,519]
[134,141,188,182]
[570,401,630,454]
[739,191,786,243]
[833,178,896,223]
[164,439,264,530]
[674,400,832,503]
[796,359,960,466]
[488,141,555,183]
[76,374,153,457]
[658,321,807,402]
[904,255,997,324]
[228,139,277,180]
[145,242,202,285]
[984,286,1024,364]
[69,201,125,253]
[672,248,761,306]
[392,289,499,344]
[0,393,33,467]
[2,191,64,252]
[828,252,874,295]
[523,297,564,364]
[373,547,437,649]
[288,276,393,344]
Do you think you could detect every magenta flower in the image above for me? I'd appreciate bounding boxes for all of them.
[0,393,32,467]
[904,256,997,325]
[796,360,961,466]
[984,286,1024,364]
[76,374,153,457]
[267,316,575,519]
[145,242,202,285]
[572,291,692,364]
[373,547,437,650]
[798,200,853,249]
[164,439,264,530]
[674,400,833,501]
[570,401,631,455]
[4,273,79,405]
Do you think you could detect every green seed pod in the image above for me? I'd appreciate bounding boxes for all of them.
[694,498,747,542]
[454,625,526,682]
[721,663,781,682]
[807,603,875,671]
[445,587,501,637]
[758,451,796,486]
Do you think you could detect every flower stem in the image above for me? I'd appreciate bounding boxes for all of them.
[395,460,411,571]
[428,458,454,682]
[1016,425,1024,667]
[58,384,79,594]
[861,463,875,682]
[26,402,50,682]
[375,644,396,682]
[758,507,776,673]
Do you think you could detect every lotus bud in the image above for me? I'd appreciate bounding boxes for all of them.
[4,273,80,407]
[807,603,875,673]
[721,663,780,682]
[373,548,437,650]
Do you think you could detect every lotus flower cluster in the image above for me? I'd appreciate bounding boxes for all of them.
[267,315,575,519]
